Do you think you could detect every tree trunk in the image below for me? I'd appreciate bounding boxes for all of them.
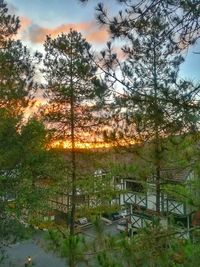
[153,39,161,214]
[69,31,76,267]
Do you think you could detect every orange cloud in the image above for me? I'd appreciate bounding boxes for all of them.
[20,16,32,31]
[14,16,32,40]
[26,21,109,44]
[87,27,109,43]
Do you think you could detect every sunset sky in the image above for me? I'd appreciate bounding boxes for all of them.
[6,0,200,81]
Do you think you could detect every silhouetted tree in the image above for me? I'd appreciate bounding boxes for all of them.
[0,0,40,116]
[79,0,200,49]
[80,0,200,214]
[43,30,103,267]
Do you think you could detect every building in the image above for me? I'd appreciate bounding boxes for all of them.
[50,168,121,222]
[115,168,196,238]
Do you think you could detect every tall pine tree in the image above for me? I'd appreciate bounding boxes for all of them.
[43,30,101,267]
[80,0,200,214]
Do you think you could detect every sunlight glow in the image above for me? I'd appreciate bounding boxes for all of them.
[50,139,135,150]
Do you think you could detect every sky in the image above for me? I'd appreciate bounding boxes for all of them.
[6,0,200,82]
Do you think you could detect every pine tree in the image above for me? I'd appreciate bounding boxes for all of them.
[80,0,200,212]
[0,0,20,45]
[43,30,101,267]
[0,1,44,262]
[78,1,200,265]
[79,0,200,49]
[0,0,39,116]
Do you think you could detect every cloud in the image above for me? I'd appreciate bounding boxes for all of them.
[25,21,109,44]
[20,16,32,31]
[13,16,32,41]
[87,27,109,43]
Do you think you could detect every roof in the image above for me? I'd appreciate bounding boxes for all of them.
[159,168,191,183]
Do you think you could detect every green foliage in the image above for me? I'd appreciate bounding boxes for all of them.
[46,230,89,266]
[0,3,46,259]
[77,1,200,266]
[91,226,200,267]
[42,30,106,266]
[0,112,65,264]
[0,0,20,44]
[0,109,20,169]
[0,0,41,116]
[15,118,66,217]
[42,30,102,141]
[81,0,200,49]
[43,222,200,267]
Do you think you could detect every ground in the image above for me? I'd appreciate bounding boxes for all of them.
[4,233,66,267]
[3,220,120,266]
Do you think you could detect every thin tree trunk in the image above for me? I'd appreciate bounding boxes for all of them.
[153,39,161,214]
[69,30,76,267]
